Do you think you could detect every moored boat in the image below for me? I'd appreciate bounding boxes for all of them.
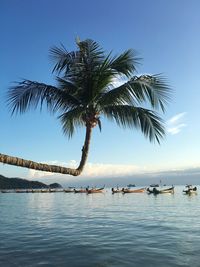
[183,185,197,195]
[1,190,14,193]
[31,189,42,193]
[111,187,123,194]
[15,189,27,193]
[64,188,75,193]
[74,188,88,193]
[127,184,136,188]
[41,189,50,193]
[147,186,174,194]
[150,184,159,187]
[49,188,63,192]
[122,188,146,193]
[86,187,104,194]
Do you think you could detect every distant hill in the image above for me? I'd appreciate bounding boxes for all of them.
[49,183,63,189]
[0,174,62,189]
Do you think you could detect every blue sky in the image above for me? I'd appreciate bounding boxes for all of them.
[1,0,200,184]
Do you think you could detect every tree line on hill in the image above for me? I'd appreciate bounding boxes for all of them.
[0,174,62,189]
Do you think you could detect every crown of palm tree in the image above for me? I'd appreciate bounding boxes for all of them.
[8,38,171,144]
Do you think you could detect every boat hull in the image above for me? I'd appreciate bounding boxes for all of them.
[74,189,87,193]
[64,188,75,193]
[111,188,123,194]
[112,190,123,194]
[87,188,104,194]
[148,187,174,194]
[183,186,197,195]
[122,188,146,193]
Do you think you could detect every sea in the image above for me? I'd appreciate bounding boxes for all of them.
[0,186,200,267]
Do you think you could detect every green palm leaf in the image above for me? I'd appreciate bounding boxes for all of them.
[49,44,79,75]
[8,80,80,115]
[58,107,85,138]
[109,49,141,77]
[98,74,171,112]
[102,105,165,143]
[128,74,171,112]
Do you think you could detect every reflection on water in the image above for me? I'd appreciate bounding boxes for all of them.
[0,186,200,267]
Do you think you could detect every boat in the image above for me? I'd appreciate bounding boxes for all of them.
[15,189,27,193]
[64,188,75,193]
[49,188,63,192]
[86,187,104,194]
[31,189,42,193]
[149,184,159,187]
[111,187,123,194]
[127,184,136,188]
[122,188,146,193]
[25,189,32,193]
[74,188,88,193]
[41,189,50,193]
[147,187,155,194]
[1,190,14,193]
[147,186,174,194]
[183,185,197,194]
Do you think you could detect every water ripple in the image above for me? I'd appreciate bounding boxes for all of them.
[0,186,200,266]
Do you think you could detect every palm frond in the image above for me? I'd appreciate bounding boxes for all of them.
[109,49,141,77]
[8,80,57,114]
[76,39,104,62]
[102,105,165,143]
[91,50,139,96]
[58,107,85,138]
[56,77,78,94]
[84,53,116,100]
[97,79,136,107]
[128,74,171,112]
[97,118,102,132]
[49,44,79,75]
[8,80,80,115]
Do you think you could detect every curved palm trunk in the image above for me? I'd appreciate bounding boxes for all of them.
[0,125,92,177]
[77,125,92,172]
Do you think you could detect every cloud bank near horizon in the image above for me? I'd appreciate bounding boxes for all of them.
[27,159,200,181]
[28,160,143,180]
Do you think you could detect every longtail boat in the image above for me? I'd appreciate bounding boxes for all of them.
[122,188,146,193]
[74,188,88,193]
[111,188,123,194]
[41,189,50,193]
[183,185,197,195]
[86,187,104,194]
[15,189,27,193]
[64,188,75,193]
[1,190,14,193]
[49,189,63,193]
[150,184,159,187]
[147,186,174,194]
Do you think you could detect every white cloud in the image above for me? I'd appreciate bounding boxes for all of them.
[26,160,200,184]
[167,112,186,124]
[82,162,142,177]
[27,160,149,180]
[167,123,187,135]
[27,159,194,180]
[167,112,187,135]
[28,160,78,179]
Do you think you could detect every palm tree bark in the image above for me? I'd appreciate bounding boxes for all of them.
[0,125,92,176]
[77,124,92,172]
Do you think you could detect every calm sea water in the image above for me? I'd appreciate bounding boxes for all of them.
[0,186,200,267]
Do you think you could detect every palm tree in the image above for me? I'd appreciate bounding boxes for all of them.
[0,38,171,176]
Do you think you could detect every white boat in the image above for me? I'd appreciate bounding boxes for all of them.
[183,185,197,195]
